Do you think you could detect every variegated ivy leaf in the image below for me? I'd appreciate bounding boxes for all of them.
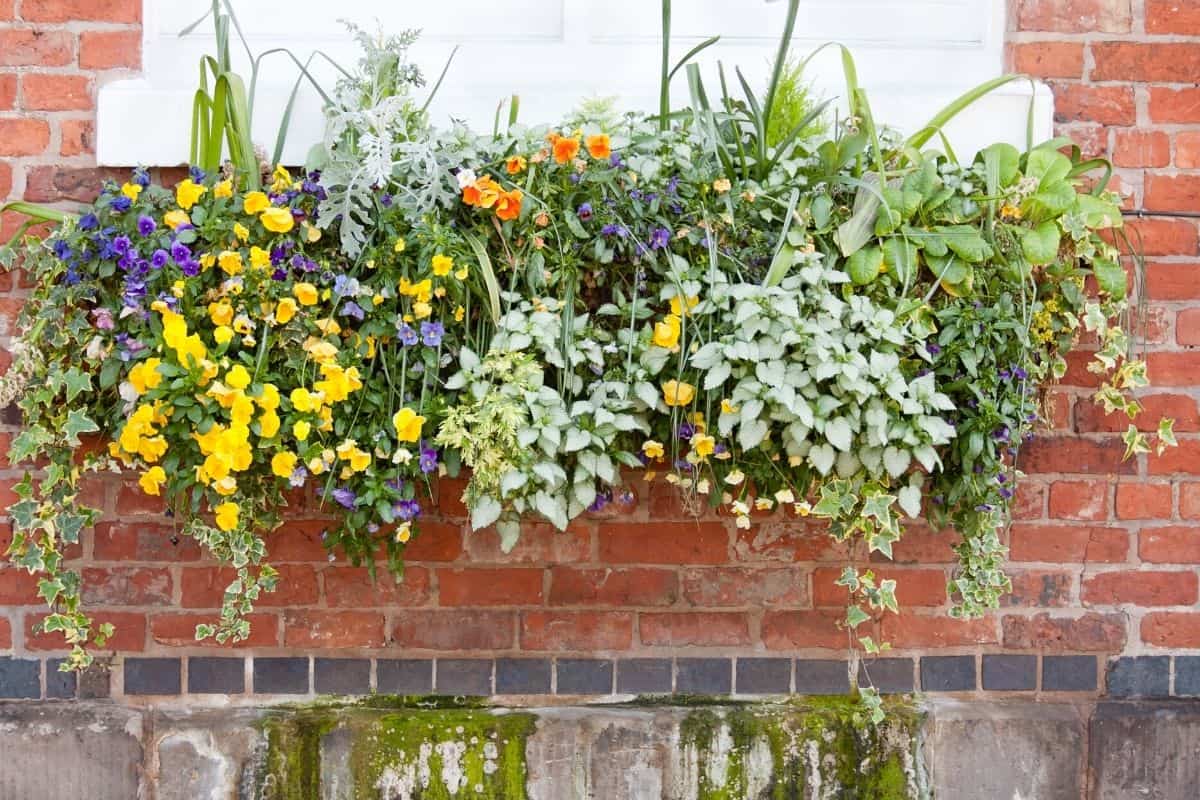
[1122,425,1151,460]
[1157,418,1178,455]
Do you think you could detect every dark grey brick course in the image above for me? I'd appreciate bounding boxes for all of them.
[253,657,309,695]
[556,659,612,694]
[921,656,976,692]
[736,658,791,694]
[376,659,432,694]
[1042,655,1098,692]
[436,659,492,696]
[982,654,1036,691]
[0,658,40,699]
[616,658,672,694]
[1174,656,1200,697]
[794,660,849,694]
[124,658,181,696]
[1107,656,1169,698]
[188,657,244,694]
[45,658,76,699]
[314,658,370,695]
[495,658,551,694]
[859,658,914,693]
[677,658,731,694]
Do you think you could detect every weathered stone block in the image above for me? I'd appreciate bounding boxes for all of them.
[1089,701,1200,799]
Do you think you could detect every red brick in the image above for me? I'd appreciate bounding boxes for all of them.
[465,521,588,563]
[1082,570,1197,606]
[22,0,141,22]
[1047,481,1110,522]
[0,118,49,157]
[25,611,145,651]
[1147,260,1200,300]
[0,74,15,110]
[392,610,515,650]
[1056,122,1107,160]
[1145,174,1200,216]
[813,567,945,608]
[0,29,73,67]
[437,567,544,606]
[151,612,278,648]
[761,609,847,650]
[0,617,9,650]
[0,568,40,605]
[1002,612,1127,651]
[1051,83,1135,126]
[639,612,750,647]
[550,567,679,606]
[21,73,91,111]
[1016,0,1132,33]
[1077,393,1200,434]
[264,519,338,561]
[81,567,172,606]
[60,118,94,157]
[284,610,385,648]
[1177,308,1200,346]
[1002,571,1073,608]
[1116,483,1174,520]
[1183,483,1200,519]
[1020,437,1133,477]
[1010,524,1128,562]
[600,522,728,564]
[1140,526,1200,563]
[324,566,431,607]
[93,521,202,561]
[1009,41,1084,79]
[1149,439,1200,474]
[79,29,141,70]
[886,525,959,564]
[881,613,997,648]
[401,520,464,561]
[181,565,317,608]
[24,165,129,204]
[1148,0,1200,33]
[1177,132,1200,169]
[1093,42,1200,83]
[1141,611,1200,647]
[680,567,806,607]
[1128,221,1199,260]
[1112,130,1170,169]
[520,611,633,651]
[732,520,850,562]
[1012,481,1047,520]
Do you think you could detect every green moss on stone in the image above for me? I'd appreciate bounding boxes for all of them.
[260,710,338,800]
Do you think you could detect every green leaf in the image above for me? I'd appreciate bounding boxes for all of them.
[937,225,993,263]
[846,246,884,286]
[1092,257,1127,301]
[1021,221,1061,265]
[845,605,870,629]
[62,409,99,446]
[981,143,1020,187]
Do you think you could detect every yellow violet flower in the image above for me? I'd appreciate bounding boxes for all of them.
[260,207,294,233]
[274,297,298,324]
[691,432,715,460]
[454,305,465,322]
[233,222,249,242]
[293,420,312,441]
[302,222,321,243]
[218,251,243,276]
[213,325,234,345]
[213,476,238,496]
[128,357,163,395]
[164,209,190,230]
[395,522,412,543]
[214,502,239,532]
[257,383,280,411]
[259,410,280,439]
[208,300,233,327]
[225,364,251,390]
[138,466,166,496]
[662,379,695,407]
[642,440,665,460]
[243,191,270,215]
[720,398,738,415]
[230,394,255,427]
[413,301,432,319]
[392,407,425,443]
[432,254,453,277]
[121,182,142,201]
[290,387,318,413]
[176,179,207,210]
[232,314,253,335]
[669,295,700,317]
[293,283,318,306]
[213,179,233,199]
[249,246,270,270]
[271,452,298,478]
[652,314,681,349]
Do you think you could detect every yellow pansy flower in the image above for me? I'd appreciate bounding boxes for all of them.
[213,325,234,345]
[218,250,243,276]
[413,301,432,319]
[256,383,280,411]
[652,314,681,349]
[249,246,270,270]
[691,432,715,460]
[662,379,695,407]
[260,207,294,233]
[302,222,321,243]
[454,266,469,280]
[721,398,738,415]
[138,466,166,496]
[225,364,251,390]
[121,182,142,201]
[176,179,207,210]
[290,387,318,413]
[392,407,425,442]
[213,179,233,199]
[128,357,163,395]
[642,440,665,460]
[669,295,700,316]
[293,420,312,441]
[233,222,250,242]
[232,314,253,335]
[271,452,298,478]
[214,502,239,532]
[293,283,318,306]
[395,522,412,543]
[230,394,255,427]
[274,297,298,324]
[432,254,453,277]
[259,410,280,439]
[243,191,270,215]
[200,253,215,271]
[213,476,238,496]
[164,209,190,230]
[454,305,465,322]
[208,300,234,327]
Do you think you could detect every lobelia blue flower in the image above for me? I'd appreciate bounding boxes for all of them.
[420,321,444,347]
[136,215,157,237]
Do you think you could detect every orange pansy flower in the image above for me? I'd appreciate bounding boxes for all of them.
[495,189,523,221]
[553,135,581,164]
[586,133,611,160]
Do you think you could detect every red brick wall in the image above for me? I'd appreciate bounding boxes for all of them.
[0,0,1198,699]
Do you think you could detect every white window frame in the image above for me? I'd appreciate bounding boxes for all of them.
[96,0,1051,166]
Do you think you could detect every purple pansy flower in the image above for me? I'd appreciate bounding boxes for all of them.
[331,487,357,509]
[420,321,444,347]
[577,202,593,221]
[340,301,365,321]
[397,323,418,347]
[418,443,439,474]
[136,215,157,237]
[151,249,169,269]
[649,227,670,250]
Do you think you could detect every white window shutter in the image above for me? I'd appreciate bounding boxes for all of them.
[97,0,1050,166]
